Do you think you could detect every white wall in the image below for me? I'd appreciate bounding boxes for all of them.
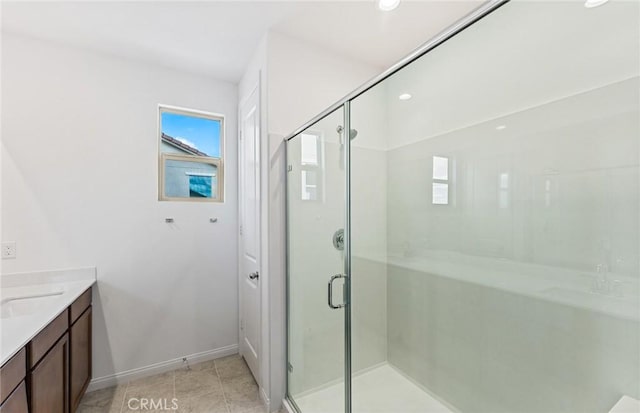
[386,79,640,412]
[238,30,383,411]
[267,31,381,137]
[1,33,239,382]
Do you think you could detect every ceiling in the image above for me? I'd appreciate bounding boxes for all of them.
[271,1,479,69]
[1,1,480,83]
[379,0,639,149]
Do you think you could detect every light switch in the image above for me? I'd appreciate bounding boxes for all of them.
[1,242,16,259]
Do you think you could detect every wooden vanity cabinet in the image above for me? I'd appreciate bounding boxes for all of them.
[0,348,27,412]
[1,286,92,413]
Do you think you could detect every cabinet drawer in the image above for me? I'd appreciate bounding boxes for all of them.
[70,288,91,325]
[29,310,69,369]
[0,349,25,405]
[0,381,27,413]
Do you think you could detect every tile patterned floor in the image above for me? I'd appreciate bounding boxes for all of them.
[78,355,286,413]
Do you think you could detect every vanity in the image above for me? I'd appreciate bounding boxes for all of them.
[0,268,96,413]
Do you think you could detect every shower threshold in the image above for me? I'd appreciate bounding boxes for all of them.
[291,364,453,413]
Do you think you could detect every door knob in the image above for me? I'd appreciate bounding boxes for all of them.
[249,272,259,280]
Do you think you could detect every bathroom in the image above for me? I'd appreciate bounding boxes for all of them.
[1,1,638,413]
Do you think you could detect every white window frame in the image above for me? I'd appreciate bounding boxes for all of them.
[158,105,225,202]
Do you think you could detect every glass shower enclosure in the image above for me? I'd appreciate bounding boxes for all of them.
[286,1,640,412]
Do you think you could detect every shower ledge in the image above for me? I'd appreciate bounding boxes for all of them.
[609,395,640,413]
[355,252,639,322]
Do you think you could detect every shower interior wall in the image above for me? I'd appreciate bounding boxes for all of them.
[290,1,639,412]
[352,2,639,412]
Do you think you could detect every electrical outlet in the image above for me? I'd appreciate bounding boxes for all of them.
[1,242,16,259]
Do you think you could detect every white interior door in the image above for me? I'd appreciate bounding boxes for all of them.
[239,84,261,381]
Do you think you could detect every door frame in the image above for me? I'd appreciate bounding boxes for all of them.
[238,80,262,385]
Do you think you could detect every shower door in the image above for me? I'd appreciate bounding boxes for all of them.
[347,1,640,412]
[286,106,349,413]
[287,0,639,412]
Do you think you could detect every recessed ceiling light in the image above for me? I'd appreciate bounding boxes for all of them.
[378,0,400,11]
[496,125,507,130]
[584,0,609,8]
[399,93,412,101]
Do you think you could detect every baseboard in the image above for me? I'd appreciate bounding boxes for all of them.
[259,386,270,411]
[87,344,239,392]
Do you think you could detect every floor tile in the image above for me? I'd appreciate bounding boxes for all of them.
[221,374,263,413]
[78,385,126,413]
[77,404,120,413]
[175,367,223,399]
[123,382,174,412]
[78,354,267,413]
[127,371,174,391]
[237,406,268,413]
[185,360,217,371]
[215,355,252,379]
[177,390,229,413]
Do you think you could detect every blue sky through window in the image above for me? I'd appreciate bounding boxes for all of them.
[161,112,221,157]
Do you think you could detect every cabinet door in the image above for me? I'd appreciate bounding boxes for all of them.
[70,307,91,412]
[0,381,27,412]
[30,334,69,413]
[0,348,25,405]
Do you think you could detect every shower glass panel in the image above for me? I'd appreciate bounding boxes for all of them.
[286,1,639,413]
[287,107,347,413]
[349,1,639,413]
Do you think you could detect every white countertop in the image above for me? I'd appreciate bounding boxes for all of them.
[0,267,96,366]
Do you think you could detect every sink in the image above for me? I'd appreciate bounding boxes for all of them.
[0,291,64,318]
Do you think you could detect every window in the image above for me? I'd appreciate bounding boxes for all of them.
[499,172,510,209]
[158,106,224,201]
[300,132,323,201]
[432,156,449,205]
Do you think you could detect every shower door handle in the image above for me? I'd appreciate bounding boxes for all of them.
[328,274,346,309]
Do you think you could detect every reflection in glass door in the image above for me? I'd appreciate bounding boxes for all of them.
[286,106,348,413]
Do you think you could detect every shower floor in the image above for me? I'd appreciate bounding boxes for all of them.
[291,364,452,413]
